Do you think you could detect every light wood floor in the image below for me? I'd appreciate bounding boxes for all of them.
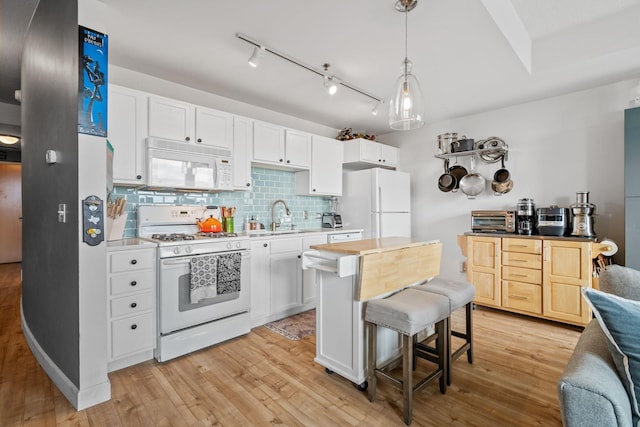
[0,262,582,426]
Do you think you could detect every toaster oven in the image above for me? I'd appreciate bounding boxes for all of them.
[471,210,516,233]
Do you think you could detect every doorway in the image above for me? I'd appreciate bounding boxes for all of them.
[0,163,22,263]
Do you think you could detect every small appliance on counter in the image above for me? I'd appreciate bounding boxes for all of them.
[570,191,596,237]
[471,210,516,233]
[322,213,342,229]
[536,206,570,236]
[516,198,536,235]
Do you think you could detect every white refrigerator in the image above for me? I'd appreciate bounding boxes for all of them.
[341,168,411,239]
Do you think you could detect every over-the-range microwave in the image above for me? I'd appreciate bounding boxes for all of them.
[146,137,233,192]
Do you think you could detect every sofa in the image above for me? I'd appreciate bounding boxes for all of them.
[558,264,640,427]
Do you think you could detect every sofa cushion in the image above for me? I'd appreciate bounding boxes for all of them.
[583,287,640,427]
[599,264,640,301]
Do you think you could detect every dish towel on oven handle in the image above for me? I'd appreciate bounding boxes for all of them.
[189,254,219,304]
[216,252,241,295]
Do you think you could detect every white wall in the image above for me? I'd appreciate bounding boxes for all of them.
[391,79,636,280]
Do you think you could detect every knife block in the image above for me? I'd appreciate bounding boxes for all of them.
[107,215,127,241]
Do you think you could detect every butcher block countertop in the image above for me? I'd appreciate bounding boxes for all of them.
[310,237,436,255]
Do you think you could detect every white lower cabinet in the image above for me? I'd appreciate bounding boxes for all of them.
[107,246,156,372]
[250,239,271,326]
[270,238,303,314]
[250,234,325,327]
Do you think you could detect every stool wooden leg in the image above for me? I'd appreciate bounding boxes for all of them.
[403,333,413,425]
[367,322,377,402]
[438,318,448,394]
[466,302,474,364]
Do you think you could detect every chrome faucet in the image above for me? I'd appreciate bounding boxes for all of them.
[271,199,291,231]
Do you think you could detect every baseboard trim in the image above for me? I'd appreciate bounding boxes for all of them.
[21,298,111,410]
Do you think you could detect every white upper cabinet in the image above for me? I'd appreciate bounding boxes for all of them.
[194,107,233,150]
[252,121,310,169]
[148,96,191,142]
[233,116,253,190]
[253,120,284,163]
[283,129,311,168]
[108,85,148,185]
[148,95,233,151]
[343,138,398,170]
[295,135,343,196]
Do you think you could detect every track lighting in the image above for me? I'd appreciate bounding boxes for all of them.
[322,64,338,95]
[248,46,265,68]
[324,76,338,95]
[236,33,383,107]
[371,100,384,116]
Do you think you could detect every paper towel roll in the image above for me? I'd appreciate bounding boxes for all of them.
[599,239,618,257]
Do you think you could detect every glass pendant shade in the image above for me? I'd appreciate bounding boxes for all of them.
[389,59,424,130]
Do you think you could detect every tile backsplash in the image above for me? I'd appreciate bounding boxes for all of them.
[113,167,332,238]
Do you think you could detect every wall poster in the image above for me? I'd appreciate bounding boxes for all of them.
[78,26,108,137]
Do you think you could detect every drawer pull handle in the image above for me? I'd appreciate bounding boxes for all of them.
[130,302,137,308]
[510,295,528,300]
[512,274,528,277]
[130,259,138,265]
[130,281,137,286]
[131,324,138,330]
[511,259,527,262]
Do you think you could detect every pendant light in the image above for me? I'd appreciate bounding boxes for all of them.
[389,0,425,131]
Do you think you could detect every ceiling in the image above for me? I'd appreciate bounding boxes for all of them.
[2,0,640,138]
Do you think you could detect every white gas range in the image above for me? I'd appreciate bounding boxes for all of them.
[138,205,251,362]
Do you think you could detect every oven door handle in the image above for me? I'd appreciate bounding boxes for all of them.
[162,259,193,266]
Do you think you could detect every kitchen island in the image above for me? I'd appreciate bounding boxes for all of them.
[303,237,442,389]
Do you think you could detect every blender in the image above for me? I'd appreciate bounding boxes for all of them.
[570,191,596,237]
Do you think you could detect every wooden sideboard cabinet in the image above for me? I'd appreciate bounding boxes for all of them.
[460,234,612,327]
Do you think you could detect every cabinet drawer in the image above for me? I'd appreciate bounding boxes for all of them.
[110,271,154,296]
[270,238,302,254]
[110,292,153,318]
[502,251,541,269]
[503,280,542,314]
[111,312,155,360]
[502,266,542,284]
[502,238,542,254]
[109,250,155,273]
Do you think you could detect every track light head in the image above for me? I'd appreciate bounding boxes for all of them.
[322,63,338,95]
[324,75,338,95]
[371,100,384,116]
[248,46,265,67]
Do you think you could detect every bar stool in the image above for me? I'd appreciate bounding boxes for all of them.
[414,277,475,385]
[365,288,450,425]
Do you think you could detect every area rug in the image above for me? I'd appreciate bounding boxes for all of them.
[264,309,315,340]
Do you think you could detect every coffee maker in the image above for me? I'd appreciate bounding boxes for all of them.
[570,191,596,237]
[516,198,536,235]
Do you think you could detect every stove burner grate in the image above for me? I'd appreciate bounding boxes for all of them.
[151,233,196,241]
[197,232,238,238]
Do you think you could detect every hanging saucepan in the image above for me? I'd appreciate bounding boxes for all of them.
[438,159,457,192]
[448,158,468,192]
[491,154,513,195]
[459,157,486,199]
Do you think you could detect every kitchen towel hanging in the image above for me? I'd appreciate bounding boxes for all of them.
[217,252,241,294]
[189,254,219,303]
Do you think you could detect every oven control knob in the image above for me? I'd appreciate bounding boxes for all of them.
[173,247,180,255]
[185,246,193,254]
[226,242,232,249]
[235,242,241,249]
